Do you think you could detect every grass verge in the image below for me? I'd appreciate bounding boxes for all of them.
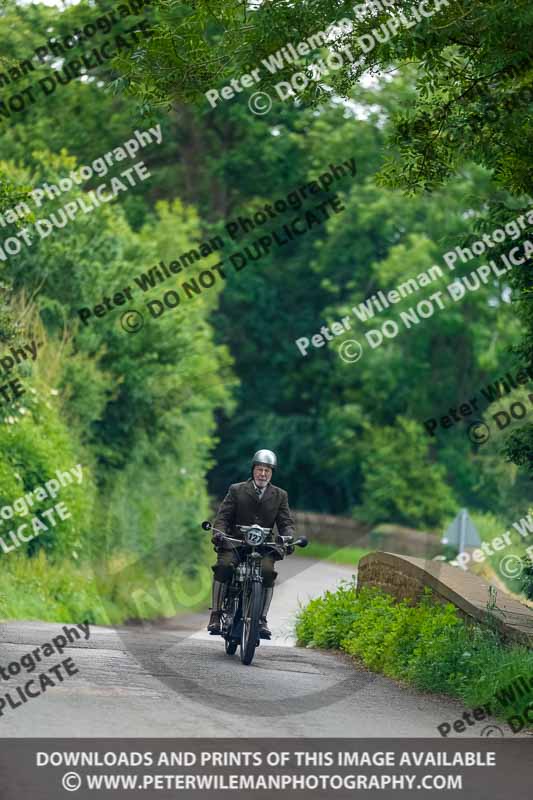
[0,550,212,626]
[299,541,371,566]
[296,580,533,730]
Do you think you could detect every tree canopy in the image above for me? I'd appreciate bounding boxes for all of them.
[0,0,531,616]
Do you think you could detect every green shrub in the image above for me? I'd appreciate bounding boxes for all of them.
[355,418,457,527]
[0,384,94,559]
[296,583,533,718]
[296,580,361,649]
[0,549,212,626]
[520,556,533,600]
[340,588,402,672]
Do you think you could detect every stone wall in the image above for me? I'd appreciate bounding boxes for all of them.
[292,511,440,557]
[369,524,441,558]
[292,510,371,548]
[358,552,533,648]
[210,502,440,556]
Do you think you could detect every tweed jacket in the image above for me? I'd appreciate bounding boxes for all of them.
[214,479,295,545]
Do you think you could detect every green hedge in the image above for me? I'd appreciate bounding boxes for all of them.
[0,383,94,560]
[296,582,533,718]
[0,549,212,626]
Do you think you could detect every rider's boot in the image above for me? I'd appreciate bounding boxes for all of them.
[207,580,227,635]
[258,586,274,639]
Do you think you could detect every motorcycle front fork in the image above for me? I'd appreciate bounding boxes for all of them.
[225,575,262,635]
[222,583,241,632]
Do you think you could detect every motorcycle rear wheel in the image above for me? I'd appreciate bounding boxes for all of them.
[240,581,262,665]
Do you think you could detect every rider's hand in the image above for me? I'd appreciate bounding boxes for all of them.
[286,544,295,555]
[211,532,224,546]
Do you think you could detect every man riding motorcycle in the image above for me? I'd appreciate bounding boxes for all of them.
[207,449,295,639]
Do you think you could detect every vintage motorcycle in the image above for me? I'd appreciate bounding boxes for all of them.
[201,521,308,665]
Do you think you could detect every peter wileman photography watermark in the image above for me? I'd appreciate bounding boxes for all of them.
[423,362,533,443]
[353,240,531,355]
[0,464,83,554]
[448,511,533,579]
[0,126,163,262]
[0,0,155,122]
[294,207,533,359]
[468,394,533,447]
[74,160,357,332]
[0,623,89,717]
[436,671,533,737]
[0,338,43,408]
[204,0,451,115]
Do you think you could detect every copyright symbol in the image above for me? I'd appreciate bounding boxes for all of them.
[248,92,272,115]
[62,772,82,791]
[468,420,490,445]
[499,555,523,579]
[480,725,504,737]
[120,310,144,333]
[338,340,363,364]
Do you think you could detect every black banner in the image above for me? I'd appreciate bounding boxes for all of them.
[0,739,530,799]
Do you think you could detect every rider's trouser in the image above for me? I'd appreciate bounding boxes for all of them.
[212,547,278,588]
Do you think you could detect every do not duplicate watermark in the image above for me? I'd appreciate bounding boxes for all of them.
[0,624,89,717]
[205,0,451,115]
[74,160,357,332]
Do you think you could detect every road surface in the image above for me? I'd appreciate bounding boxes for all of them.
[0,557,527,737]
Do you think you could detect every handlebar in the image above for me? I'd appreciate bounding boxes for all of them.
[201,520,308,550]
[236,524,271,533]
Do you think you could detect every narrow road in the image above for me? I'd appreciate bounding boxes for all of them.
[0,557,525,737]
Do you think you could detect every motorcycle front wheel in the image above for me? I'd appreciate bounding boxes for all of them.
[225,638,238,655]
[240,581,262,665]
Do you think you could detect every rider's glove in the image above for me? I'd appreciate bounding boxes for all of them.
[211,532,224,546]
[286,544,295,555]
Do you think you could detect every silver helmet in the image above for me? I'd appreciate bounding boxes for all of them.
[252,449,277,471]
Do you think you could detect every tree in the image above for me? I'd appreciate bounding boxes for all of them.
[355,417,456,527]
[0,149,233,564]
[114,0,533,193]
[113,0,533,487]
